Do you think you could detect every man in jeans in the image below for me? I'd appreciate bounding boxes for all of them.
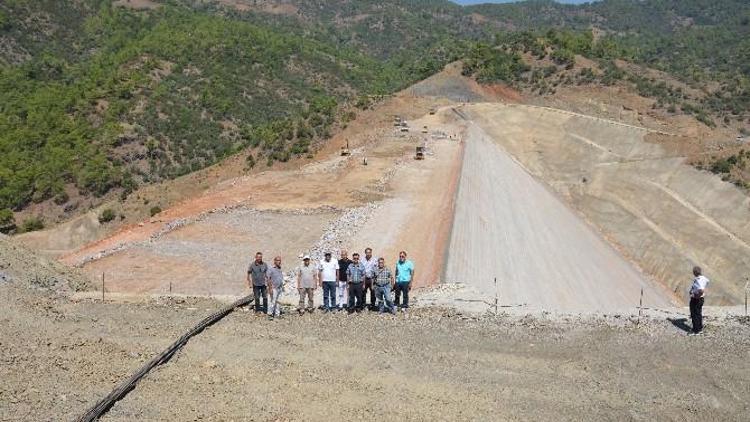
[346,252,366,313]
[246,252,268,314]
[394,250,415,311]
[361,247,378,310]
[318,252,339,312]
[688,266,710,335]
[337,249,352,311]
[266,256,284,320]
[297,255,317,314]
[374,257,395,314]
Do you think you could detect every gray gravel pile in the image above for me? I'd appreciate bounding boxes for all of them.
[306,203,381,263]
[0,235,91,292]
[74,203,254,267]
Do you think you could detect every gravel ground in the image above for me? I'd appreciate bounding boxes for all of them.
[2,280,748,421]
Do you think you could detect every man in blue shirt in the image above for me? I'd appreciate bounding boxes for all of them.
[394,250,415,311]
[346,253,366,313]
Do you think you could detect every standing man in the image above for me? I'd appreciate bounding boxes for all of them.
[318,252,339,312]
[247,252,268,314]
[267,256,284,320]
[337,249,352,311]
[394,251,415,311]
[361,247,378,310]
[346,252,366,313]
[297,255,317,314]
[688,266,710,335]
[374,257,395,314]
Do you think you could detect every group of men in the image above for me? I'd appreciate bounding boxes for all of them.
[246,248,415,320]
[246,249,710,334]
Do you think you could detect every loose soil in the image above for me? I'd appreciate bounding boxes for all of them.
[1,285,748,421]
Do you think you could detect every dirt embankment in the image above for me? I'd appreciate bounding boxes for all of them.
[0,234,90,292]
[443,121,675,312]
[52,97,464,295]
[464,103,750,305]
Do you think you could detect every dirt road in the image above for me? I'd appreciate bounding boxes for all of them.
[443,121,675,312]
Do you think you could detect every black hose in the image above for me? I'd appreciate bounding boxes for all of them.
[76,295,253,422]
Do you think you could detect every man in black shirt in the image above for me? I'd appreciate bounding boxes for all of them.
[337,249,352,310]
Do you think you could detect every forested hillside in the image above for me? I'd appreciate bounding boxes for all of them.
[1,0,748,233]
[0,0,430,232]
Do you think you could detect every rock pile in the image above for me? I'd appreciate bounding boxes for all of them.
[305,203,381,264]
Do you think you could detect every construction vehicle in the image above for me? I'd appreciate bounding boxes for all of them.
[340,140,350,156]
[415,145,425,160]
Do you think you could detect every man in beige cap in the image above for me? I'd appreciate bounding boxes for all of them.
[297,255,317,314]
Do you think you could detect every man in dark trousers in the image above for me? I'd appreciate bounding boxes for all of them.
[394,250,415,312]
[247,252,269,314]
[361,247,378,310]
[318,252,339,312]
[337,249,352,310]
[688,266,710,335]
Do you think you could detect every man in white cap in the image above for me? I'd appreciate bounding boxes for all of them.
[297,255,317,314]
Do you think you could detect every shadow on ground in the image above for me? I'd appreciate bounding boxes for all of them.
[668,317,692,333]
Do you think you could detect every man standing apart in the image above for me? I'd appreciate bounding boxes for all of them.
[247,252,268,314]
[266,256,284,320]
[319,252,339,312]
[361,247,377,310]
[337,249,352,311]
[374,257,395,314]
[394,251,415,311]
[346,253,366,313]
[297,255,317,315]
[688,266,710,335]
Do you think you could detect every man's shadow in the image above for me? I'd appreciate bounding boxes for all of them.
[668,317,692,333]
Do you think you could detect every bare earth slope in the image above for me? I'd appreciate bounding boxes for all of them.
[463,103,750,305]
[444,122,674,312]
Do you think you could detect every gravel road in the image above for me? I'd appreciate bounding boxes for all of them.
[444,122,675,312]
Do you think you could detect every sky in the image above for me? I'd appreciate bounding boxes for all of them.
[451,0,598,5]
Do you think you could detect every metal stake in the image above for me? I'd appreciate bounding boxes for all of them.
[494,277,499,316]
[101,272,105,302]
[638,287,643,325]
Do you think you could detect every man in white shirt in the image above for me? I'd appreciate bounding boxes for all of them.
[688,266,710,335]
[318,252,339,312]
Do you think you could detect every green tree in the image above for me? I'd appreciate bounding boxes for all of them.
[0,209,15,234]
[98,208,115,223]
[20,216,44,233]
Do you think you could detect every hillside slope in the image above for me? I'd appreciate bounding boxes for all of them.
[0,1,418,228]
[1,0,748,232]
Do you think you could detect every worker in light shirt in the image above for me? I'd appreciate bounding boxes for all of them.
[688,266,710,335]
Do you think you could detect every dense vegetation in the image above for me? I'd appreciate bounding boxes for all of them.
[1,0,748,226]
[0,1,426,221]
